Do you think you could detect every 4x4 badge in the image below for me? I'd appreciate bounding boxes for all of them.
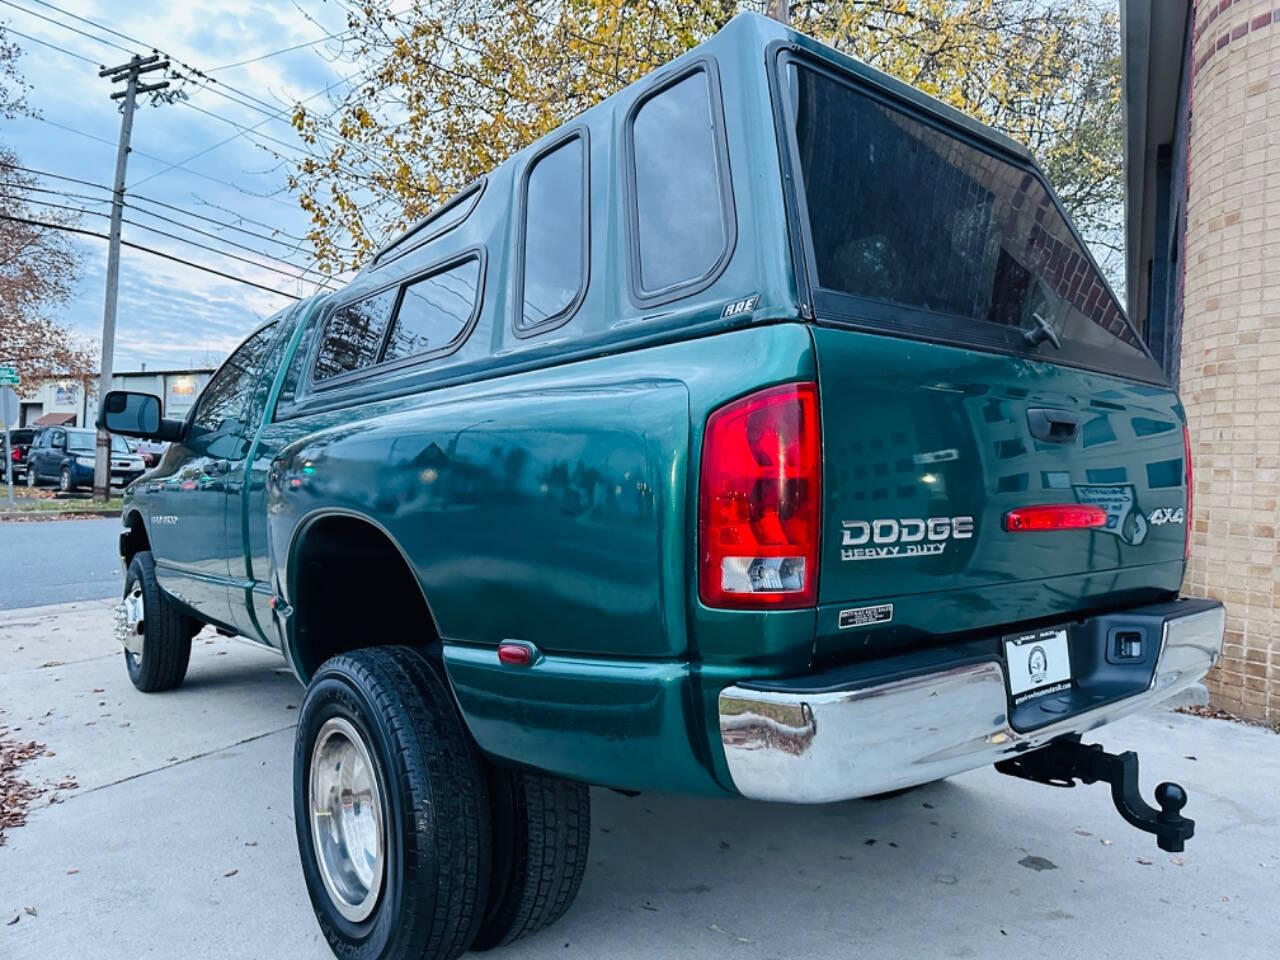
[1147,507,1185,525]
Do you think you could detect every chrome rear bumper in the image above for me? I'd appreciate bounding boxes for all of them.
[718,599,1224,803]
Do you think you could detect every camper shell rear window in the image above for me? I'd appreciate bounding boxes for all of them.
[775,52,1164,385]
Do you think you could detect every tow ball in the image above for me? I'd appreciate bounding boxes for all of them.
[995,737,1195,853]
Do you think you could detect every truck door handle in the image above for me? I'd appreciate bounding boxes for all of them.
[1026,408,1080,444]
[203,459,230,476]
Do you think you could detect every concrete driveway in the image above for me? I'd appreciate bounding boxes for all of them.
[1,600,1277,959]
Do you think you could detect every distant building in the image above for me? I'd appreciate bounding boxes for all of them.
[15,367,214,428]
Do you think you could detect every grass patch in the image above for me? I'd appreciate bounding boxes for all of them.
[2,496,123,518]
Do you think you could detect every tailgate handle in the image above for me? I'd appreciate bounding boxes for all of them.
[1027,408,1080,444]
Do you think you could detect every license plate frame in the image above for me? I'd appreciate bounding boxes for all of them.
[1003,627,1072,705]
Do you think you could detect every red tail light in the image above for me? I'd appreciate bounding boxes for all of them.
[699,382,821,608]
[1183,424,1193,561]
[1004,504,1107,532]
[9,447,18,462]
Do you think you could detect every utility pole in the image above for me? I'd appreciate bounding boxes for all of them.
[766,0,789,25]
[93,54,169,502]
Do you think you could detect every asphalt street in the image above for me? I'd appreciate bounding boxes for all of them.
[0,517,122,610]
[1,600,1278,960]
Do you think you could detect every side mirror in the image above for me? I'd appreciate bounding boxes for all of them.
[99,391,185,442]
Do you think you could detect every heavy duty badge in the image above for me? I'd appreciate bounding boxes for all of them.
[839,515,974,561]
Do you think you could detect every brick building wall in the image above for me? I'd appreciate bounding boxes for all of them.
[1183,0,1280,723]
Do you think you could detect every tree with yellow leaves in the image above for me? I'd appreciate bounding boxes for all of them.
[291,1,1122,286]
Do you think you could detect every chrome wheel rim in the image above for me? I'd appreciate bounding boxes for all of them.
[59,469,70,492]
[117,585,145,658]
[309,717,386,923]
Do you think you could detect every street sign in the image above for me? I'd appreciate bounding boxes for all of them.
[0,365,19,387]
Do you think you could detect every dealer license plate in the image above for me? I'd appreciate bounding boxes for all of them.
[1003,628,1072,704]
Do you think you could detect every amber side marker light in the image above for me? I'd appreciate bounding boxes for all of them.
[1004,504,1107,532]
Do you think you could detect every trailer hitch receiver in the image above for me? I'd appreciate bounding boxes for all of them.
[995,738,1195,852]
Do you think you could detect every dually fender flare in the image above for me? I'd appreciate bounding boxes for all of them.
[274,505,449,684]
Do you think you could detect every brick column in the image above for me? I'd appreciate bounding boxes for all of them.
[1184,0,1280,724]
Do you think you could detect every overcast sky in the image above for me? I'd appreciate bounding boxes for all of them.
[3,0,356,371]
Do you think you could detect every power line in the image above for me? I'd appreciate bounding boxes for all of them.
[6,0,381,192]
[0,212,302,298]
[19,196,336,288]
[0,24,100,64]
[26,114,298,209]
[207,29,356,72]
[0,0,135,55]
[2,161,337,251]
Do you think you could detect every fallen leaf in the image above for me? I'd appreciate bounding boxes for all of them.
[66,868,79,875]
[91,689,103,694]
[223,868,238,878]
[24,906,36,916]
[1136,858,1153,866]
[1170,857,1186,866]
[244,841,257,847]
[38,661,62,668]
[1074,829,1092,837]
[5,915,17,926]
[1100,839,1113,846]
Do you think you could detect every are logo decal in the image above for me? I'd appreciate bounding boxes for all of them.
[1147,507,1184,525]
[721,294,759,318]
[839,515,974,561]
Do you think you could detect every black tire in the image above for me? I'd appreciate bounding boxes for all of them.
[59,465,73,492]
[123,550,195,692]
[473,769,590,950]
[295,646,491,960]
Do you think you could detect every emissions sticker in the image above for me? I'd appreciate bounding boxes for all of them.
[838,603,893,630]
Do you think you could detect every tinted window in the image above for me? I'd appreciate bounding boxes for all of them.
[786,64,1155,377]
[383,259,481,362]
[314,288,397,382]
[520,136,585,329]
[631,70,728,293]
[193,324,277,433]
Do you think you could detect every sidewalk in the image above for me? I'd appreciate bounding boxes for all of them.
[2,600,1277,959]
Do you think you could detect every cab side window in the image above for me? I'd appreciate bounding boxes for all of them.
[192,323,277,433]
[313,288,398,382]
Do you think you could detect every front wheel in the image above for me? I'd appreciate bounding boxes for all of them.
[295,647,491,960]
[59,465,73,492]
[120,550,195,692]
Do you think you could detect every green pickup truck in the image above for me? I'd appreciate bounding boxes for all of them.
[101,12,1224,960]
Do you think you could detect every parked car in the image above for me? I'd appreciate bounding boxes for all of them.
[26,427,146,492]
[4,427,38,481]
[124,438,159,468]
[100,13,1224,960]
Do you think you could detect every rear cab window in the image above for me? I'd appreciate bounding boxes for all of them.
[775,52,1164,384]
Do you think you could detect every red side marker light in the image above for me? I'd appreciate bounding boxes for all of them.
[497,642,534,667]
[1004,504,1107,532]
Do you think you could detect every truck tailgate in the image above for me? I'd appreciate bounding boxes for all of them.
[814,326,1187,649]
